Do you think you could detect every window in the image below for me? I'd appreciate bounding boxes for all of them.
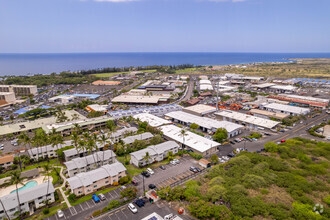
[78,191,82,194]
[0,210,4,214]
[9,208,15,212]
[38,196,43,200]
[94,185,97,188]
[105,181,109,184]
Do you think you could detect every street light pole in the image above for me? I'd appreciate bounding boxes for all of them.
[142,175,145,196]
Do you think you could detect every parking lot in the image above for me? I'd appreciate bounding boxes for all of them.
[46,187,126,220]
[133,156,201,192]
[98,200,192,220]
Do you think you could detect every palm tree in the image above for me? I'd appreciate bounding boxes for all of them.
[43,162,51,207]
[142,152,151,167]
[10,171,23,219]
[179,129,187,149]
[71,131,80,152]
[98,134,108,166]
[73,123,81,134]
[17,132,30,171]
[92,133,101,167]
[87,139,97,167]
[78,139,89,171]
[55,135,64,167]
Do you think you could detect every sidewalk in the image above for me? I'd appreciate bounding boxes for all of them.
[55,166,71,208]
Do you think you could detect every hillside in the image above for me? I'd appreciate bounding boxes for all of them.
[158,138,330,220]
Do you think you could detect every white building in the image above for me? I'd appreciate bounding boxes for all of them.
[63,144,104,162]
[130,141,180,167]
[64,150,116,177]
[160,125,220,156]
[269,85,297,93]
[215,110,280,130]
[0,183,55,219]
[262,103,310,116]
[122,132,154,145]
[0,92,16,104]
[49,95,75,104]
[133,113,171,127]
[199,79,213,91]
[27,140,72,160]
[0,85,38,96]
[165,111,243,137]
[110,127,138,142]
[183,104,216,116]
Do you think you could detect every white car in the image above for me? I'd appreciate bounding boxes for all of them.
[173,159,180,164]
[128,203,138,213]
[57,209,64,218]
[170,160,177,165]
[146,168,154,175]
[164,213,173,220]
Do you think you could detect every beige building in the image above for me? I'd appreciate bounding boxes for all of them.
[0,155,14,169]
[0,92,16,103]
[0,85,38,96]
[67,162,127,196]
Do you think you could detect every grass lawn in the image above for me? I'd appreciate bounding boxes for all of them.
[175,68,197,74]
[117,156,145,176]
[50,168,62,185]
[70,186,119,206]
[93,69,157,78]
[27,203,68,220]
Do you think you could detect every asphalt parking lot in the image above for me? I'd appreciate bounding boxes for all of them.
[98,200,192,220]
[133,156,200,193]
[46,187,126,220]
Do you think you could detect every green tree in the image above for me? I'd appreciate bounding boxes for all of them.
[143,152,152,166]
[149,134,162,145]
[210,154,219,165]
[213,128,228,143]
[190,123,199,130]
[166,151,175,162]
[120,187,137,199]
[179,129,187,149]
[265,141,279,153]
[10,171,24,219]
[43,162,51,207]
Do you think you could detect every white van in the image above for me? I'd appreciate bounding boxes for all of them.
[146,168,154,175]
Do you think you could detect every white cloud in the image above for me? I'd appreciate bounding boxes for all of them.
[93,0,138,2]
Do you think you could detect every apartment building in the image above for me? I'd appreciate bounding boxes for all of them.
[0,155,14,169]
[0,183,55,219]
[67,162,127,196]
[0,92,16,104]
[27,140,72,160]
[122,132,154,145]
[62,143,104,162]
[64,150,116,177]
[130,141,180,167]
[109,127,138,143]
[0,85,38,96]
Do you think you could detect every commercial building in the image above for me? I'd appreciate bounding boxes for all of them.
[108,104,182,119]
[250,109,289,120]
[85,104,108,113]
[27,140,72,160]
[0,155,14,169]
[111,94,169,105]
[185,98,200,106]
[183,104,216,116]
[262,103,310,116]
[49,95,75,104]
[110,127,138,142]
[215,110,280,130]
[133,113,171,127]
[64,150,116,177]
[0,85,38,96]
[67,162,127,196]
[92,80,122,86]
[122,132,154,145]
[268,94,329,109]
[268,85,297,94]
[0,183,55,219]
[0,92,16,104]
[43,116,110,135]
[199,79,213,91]
[165,111,243,137]
[130,141,180,167]
[160,125,220,156]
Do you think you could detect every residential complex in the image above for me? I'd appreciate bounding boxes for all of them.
[0,183,55,219]
[0,155,14,169]
[67,162,127,196]
[64,150,116,177]
[109,127,138,142]
[122,132,154,145]
[130,141,180,167]
[27,140,72,160]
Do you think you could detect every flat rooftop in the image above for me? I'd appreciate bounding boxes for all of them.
[250,109,289,119]
[184,104,216,115]
[133,113,171,127]
[263,103,310,114]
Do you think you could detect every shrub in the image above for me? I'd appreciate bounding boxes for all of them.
[242,174,267,189]
[112,181,119,186]
[102,207,108,213]
[323,195,330,205]
[92,210,101,217]
[119,176,131,185]
[43,208,49,214]
[108,200,121,210]
[68,193,76,203]
[188,152,203,160]
[260,188,269,195]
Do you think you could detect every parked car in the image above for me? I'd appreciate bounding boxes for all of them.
[141,171,150,178]
[230,141,236,145]
[57,209,64,218]
[170,160,177,165]
[173,159,180,164]
[281,139,286,143]
[98,193,106,201]
[128,203,138,213]
[0,146,3,150]
[195,167,201,172]
[189,166,198,173]
[134,199,145,207]
[146,168,154,175]
[131,180,138,186]
[264,133,271,136]
[149,184,157,189]
[227,152,236,157]
[92,194,100,203]
[164,214,174,220]
[160,165,166,170]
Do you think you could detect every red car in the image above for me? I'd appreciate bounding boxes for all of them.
[281,139,286,143]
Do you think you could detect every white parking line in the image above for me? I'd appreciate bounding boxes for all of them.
[69,207,77,216]
[85,201,90,208]
[113,190,119,197]
[120,210,128,219]
[79,203,84,211]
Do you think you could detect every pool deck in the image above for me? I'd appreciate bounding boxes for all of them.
[0,175,52,197]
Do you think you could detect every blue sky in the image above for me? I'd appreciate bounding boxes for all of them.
[0,0,329,53]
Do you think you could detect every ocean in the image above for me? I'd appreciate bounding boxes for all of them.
[0,52,329,76]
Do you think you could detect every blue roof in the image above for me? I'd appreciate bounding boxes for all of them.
[14,105,51,115]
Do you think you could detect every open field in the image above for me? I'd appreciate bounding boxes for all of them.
[93,69,157,78]
[178,58,330,78]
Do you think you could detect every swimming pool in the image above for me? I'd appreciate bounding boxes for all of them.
[10,181,38,194]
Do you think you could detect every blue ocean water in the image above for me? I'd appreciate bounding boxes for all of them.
[0,52,329,76]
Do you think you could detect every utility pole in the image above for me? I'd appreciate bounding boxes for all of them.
[216,78,219,111]
[142,175,145,196]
